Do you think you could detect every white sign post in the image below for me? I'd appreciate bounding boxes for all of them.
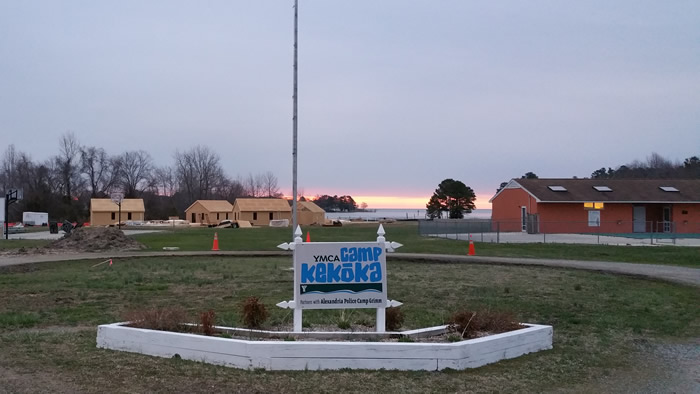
[277,225,403,332]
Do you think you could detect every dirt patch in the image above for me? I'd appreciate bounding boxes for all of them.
[44,227,147,253]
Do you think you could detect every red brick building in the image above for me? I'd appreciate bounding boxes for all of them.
[489,179,700,234]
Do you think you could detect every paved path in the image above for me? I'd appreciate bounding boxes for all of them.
[5,229,163,240]
[1,251,698,287]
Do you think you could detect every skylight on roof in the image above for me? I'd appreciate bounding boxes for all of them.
[548,185,567,192]
[659,186,679,192]
[593,186,612,192]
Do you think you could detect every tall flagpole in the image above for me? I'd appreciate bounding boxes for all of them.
[292,0,299,239]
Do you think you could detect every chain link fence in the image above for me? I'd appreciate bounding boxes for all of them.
[418,219,700,246]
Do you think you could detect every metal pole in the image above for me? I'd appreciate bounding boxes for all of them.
[291,0,299,239]
[118,202,121,230]
[4,193,8,240]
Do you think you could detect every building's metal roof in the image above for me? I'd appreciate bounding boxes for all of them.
[498,179,700,203]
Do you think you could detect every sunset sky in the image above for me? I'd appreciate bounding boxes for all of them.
[2,1,698,210]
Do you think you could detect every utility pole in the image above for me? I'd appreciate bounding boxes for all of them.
[291,0,299,239]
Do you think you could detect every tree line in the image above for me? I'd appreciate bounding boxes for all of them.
[496,153,699,192]
[310,195,358,212]
[0,132,283,222]
[589,153,699,179]
[427,152,698,220]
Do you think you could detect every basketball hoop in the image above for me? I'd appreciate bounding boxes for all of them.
[110,192,124,205]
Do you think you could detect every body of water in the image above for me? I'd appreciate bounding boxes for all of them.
[325,209,492,221]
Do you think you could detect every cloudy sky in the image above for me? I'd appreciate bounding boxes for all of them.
[1,1,698,208]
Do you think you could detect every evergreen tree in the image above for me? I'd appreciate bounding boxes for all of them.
[426,179,477,219]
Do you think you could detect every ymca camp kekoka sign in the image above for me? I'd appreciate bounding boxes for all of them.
[295,242,387,309]
[277,225,403,332]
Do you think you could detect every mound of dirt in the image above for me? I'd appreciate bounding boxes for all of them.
[46,227,147,252]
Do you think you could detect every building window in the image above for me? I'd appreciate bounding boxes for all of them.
[253,212,257,221]
[588,210,601,227]
[269,212,274,220]
[128,212,132,220]
[111,212,115,220]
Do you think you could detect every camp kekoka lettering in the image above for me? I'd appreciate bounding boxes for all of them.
[300,247,383,295]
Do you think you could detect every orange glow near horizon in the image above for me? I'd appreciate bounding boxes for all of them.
[287,194,493,210]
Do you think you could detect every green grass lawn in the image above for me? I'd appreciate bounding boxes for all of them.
[0,239,51,250]
[128,223,700,267]
[0,256,698,392]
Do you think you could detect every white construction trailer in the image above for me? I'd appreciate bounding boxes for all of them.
[23,211,49,226]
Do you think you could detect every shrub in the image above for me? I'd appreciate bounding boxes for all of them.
[240,296,268,329]
[336,310,352,330]
[337,319,351,330]
[124,307,190,332]
[385,307,405,331]
[449,308,522,339]
[200,310,216,336]
[446,334,463,342]
[356,316,373,327]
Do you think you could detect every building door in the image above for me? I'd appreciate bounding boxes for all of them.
[662,206,671,233]
[521,207,527,232]
[633,206,646,233]
[191,213,195,223]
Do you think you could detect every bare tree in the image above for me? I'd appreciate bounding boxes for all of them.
[118,150,154,197]
[219,176,246,201]
[244,173,262,197]
[42,159,64,196]
[55,132,83,198]
[0,144,20,191]
[261,171,281,198]
[174,145,225,201]
[645,152,676,169]
[80,146,120,197]
[154,166,177,197]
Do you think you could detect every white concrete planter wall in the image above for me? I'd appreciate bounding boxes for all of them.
[97,323,552,371]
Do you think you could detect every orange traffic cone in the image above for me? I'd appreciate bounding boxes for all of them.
[306,232,311,242]
[212,232,220,251]
[468,235,475,256]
